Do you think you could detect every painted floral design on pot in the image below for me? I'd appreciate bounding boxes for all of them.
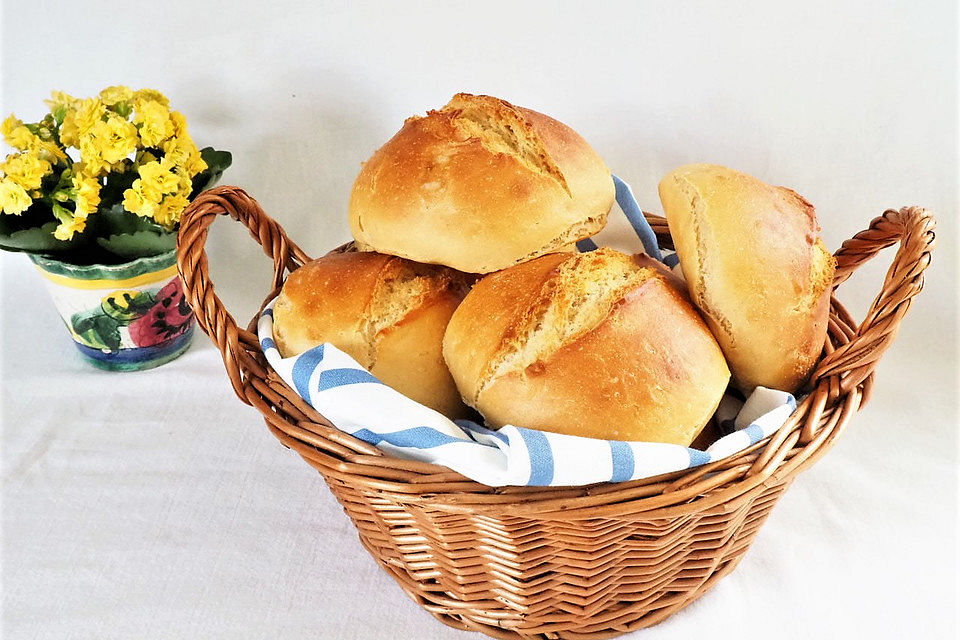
[70,280,192,351]
[31,248,195,371]
[128,280,193,347]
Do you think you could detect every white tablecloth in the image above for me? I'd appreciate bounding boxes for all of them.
[2,242,956,640]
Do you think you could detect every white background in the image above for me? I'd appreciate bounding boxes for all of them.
[2,1,957,638]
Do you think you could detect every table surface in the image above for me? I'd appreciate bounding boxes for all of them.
[2,1,957,638]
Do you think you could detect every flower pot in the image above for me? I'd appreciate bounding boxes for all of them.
[30,248,194,371]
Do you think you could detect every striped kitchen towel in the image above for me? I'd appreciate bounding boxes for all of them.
[255,176,797,487]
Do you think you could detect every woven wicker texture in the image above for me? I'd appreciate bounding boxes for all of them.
[176,186,935,638]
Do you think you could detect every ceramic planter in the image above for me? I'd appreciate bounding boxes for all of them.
[30,249,194,371]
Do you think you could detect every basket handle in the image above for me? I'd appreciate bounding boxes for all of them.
[176,186,311,401]
[811,206,936,394]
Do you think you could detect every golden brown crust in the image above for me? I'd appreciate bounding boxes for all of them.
[371,289,466,418]
[349,93,615,273]
[443,249,731,445]
[273,251,470,418]
[274,252,391,365]
[658,164,836,394]
[442,252,569,403]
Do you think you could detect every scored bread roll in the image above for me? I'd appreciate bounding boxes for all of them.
[272,251,471,419]
[658,164,836,394]
[442,248,731,445]
[349,93,615,273]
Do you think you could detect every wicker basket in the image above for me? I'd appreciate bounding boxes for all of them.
[176,186,935,639]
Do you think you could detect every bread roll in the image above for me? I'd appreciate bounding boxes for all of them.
[349,93,615,273]
[442,248,730,445]
[273,251,470,418]
[658,164,836,394]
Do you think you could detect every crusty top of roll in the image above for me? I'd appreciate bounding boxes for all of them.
[446,249,657,403]
[272,252,471,418]
[349,93,615,273]
[273,251,466,362]
[443,248,731,445]
[659,163,836,393]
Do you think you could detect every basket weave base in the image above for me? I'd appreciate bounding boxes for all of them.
[322,473,791,638]
[176,187,935,638]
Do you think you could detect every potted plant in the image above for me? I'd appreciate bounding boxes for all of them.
[0,86,231,371]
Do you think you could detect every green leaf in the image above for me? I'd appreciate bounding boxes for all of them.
[0,203,88,254]
[93,204,166,235]
[87,204,176,260]
[71,309,122,351]
[95,229,175,259]
[0,222,77,253]
[191,147,232,195]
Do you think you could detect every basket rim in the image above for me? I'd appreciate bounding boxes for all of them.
[175,188,936,518]
[244,293,860,517]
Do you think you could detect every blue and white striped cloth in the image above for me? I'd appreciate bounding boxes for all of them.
[256,176,797,487]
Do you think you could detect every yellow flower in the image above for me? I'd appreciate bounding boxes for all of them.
[45,91,80,126]
[99,85,133,106]
[169,111,188,137]
[73,174,101,215]
[136,159,179,200]
[45,90,79,111]
[162,135,207,177]
[71,161,94,180]
[153,192,189,228]
[42,141,68,163]
[176,172,194,196]
[1,151,52,191]
[101,114,139,163]
[0,87,210,234]
[123,158,192,227]
[2,116,68,165]
[1,115,18,135]
[34,136,68,165]
[60,98,106,148]
[81,112,138,167]
[132,88,170,109]
[50,198,88,240]
[122,181,160,218]
[185,149,207,175]
[2,115,35,149]
[0,178,32,215]
[78,136,106,176]
[59,119,79,148]
[160,138,187,166]
[53,213,87,241]
[134,100,175,148]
